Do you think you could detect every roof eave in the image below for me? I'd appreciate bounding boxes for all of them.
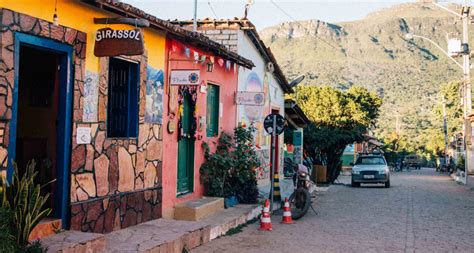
[80,0,255,69]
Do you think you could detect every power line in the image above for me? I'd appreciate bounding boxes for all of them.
[208,0,218,19]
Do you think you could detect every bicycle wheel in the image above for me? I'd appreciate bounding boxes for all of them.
[289,188,311,220]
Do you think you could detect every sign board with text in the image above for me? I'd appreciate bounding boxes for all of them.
[94,28,144,57]
[170,70,200,85]
[235,91,265,106]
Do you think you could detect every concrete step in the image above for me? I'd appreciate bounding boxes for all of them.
[40,230,106,253]
[199,204,261,240]
[174,197,224,221]
[29,218,62,241]
[104,219,210,252]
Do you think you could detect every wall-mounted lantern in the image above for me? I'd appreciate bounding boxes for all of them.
[206,61,214,72]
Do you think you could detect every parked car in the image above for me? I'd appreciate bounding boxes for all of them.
[351,154,390,188]
[403,154,421,170]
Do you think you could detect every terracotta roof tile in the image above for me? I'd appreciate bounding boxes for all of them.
[171,18,293,93]
[81,0,254,69]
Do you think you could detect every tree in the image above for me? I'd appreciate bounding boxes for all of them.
[293,85,382,183]
[423,81,463,158]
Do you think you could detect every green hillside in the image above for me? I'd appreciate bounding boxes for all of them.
[260,3,470,152]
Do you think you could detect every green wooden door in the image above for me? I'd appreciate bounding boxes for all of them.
[177,91,195,194]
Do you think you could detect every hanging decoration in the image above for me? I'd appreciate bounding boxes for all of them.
[193,51,200,62]
[177,86,198,141]
[225,60,231,70]
[218,58,224,67]
[184,47,191,58]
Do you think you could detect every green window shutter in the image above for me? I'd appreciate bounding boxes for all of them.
[206,85,220,137]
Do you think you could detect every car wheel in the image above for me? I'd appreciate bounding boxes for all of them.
[385,179,391,188]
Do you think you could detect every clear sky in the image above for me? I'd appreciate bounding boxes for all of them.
[122,0,467,31]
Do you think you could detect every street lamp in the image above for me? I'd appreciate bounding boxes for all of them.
[405,33,464,70]
[406,31,468,183]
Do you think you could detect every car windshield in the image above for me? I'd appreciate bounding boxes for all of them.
[356,157,386,165]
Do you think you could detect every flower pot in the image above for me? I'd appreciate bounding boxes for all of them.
[224,196,238,208]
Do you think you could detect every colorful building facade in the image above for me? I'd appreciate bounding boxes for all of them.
[172,18,293,188]
[161,39,252,218]
[0,0,252,233]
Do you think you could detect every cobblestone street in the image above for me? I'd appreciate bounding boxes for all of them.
[191,169,474,253]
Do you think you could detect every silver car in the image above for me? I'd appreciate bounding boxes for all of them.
[351,155,390,188]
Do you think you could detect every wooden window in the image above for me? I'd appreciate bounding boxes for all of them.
[206,84,220,137]
[107,58,139,138]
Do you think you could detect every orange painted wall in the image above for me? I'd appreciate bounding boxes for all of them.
[161,39,239,217]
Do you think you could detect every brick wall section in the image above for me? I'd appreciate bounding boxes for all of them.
[201,29,238,53]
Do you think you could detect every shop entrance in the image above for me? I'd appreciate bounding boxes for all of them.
[177,91,195,195]
[9,33,73,227]
[16,46,59,212]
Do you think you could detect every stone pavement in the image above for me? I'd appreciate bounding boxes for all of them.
[191,168,474,252]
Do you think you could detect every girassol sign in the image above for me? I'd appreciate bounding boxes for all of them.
[94,28,144,57]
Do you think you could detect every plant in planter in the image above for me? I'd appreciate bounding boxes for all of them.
[200,126,261,206]
[1,160,51,252]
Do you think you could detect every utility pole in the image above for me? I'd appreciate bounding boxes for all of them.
[431,1,471,182]
[193,0,197,32]
[442,96,449,160]
[394,112,401,137]
[462,5,472,178]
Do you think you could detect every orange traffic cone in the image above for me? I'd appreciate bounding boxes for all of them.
[281,197,293,224]
[259,199,272,231]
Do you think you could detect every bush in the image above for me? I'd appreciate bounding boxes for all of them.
[200,126,260,204]
[0,207,16,252]
[230,127,260,204]
[200,132,235,198]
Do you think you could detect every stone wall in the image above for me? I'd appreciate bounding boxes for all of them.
[0,9,163,233]
[0,8,87,175]
[70,55,163,233]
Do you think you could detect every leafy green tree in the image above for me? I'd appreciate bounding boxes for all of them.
[420,81,463,159]
[293,85,382,183]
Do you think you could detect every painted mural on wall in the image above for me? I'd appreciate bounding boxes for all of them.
[244,72,264,121]
[145,66,164,124]
[256,149,270,180]
[83,71,99,122]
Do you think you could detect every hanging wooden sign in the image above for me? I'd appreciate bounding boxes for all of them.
[235,91,265,106]
[170,70,200,85]
[94,28,144,57]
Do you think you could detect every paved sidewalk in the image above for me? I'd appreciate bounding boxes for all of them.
[42,204,260,253]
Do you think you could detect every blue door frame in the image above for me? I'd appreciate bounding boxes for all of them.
[8,33,73,228]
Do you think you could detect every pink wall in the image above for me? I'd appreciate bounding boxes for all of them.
[161,38,239,217]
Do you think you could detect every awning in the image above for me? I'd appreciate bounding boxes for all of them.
[284,99,310,128]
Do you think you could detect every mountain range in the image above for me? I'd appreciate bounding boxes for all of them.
[260,3,470,149]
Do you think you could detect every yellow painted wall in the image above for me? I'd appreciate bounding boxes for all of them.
[2,0,166,72]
